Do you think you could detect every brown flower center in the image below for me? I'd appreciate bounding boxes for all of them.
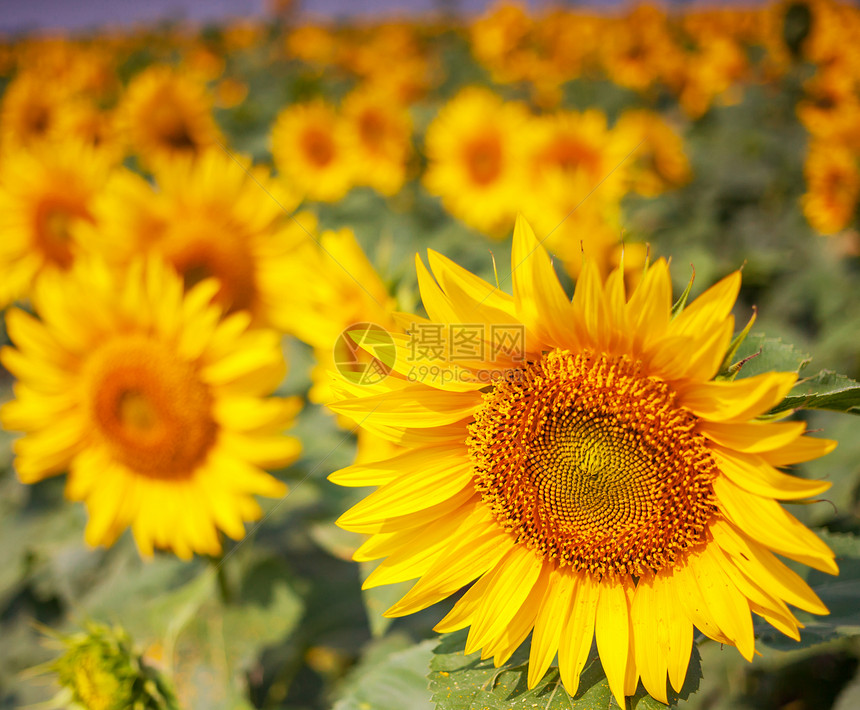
[468,350,718,579]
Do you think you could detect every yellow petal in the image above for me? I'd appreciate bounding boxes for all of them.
[700,420,807,453]
[713,447,831,500]
[714,476,837,574]
[689,546,755,661]
[657,571,694,693]
[759,435,837,466]
[528,568,575,688]
[669,271,741,340]
[336,454,474,528]
[558,572,598,697]
[466,543,544,654]
[679,372,798,422]
[595,576,631,707]
[329,385,480,428]
[632,574,669,704]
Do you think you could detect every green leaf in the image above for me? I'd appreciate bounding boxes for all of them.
[770,370,860,415]
[332,634,435,710]
[428,629,702,709]
[731,334,811,379]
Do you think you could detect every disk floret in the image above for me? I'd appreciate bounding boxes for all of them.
[468,349,719,579]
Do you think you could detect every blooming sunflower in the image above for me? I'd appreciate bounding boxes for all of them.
[0,71,67,151]
[801,139,860,235]
[423,87,533,236]
[341,85,413,197]
[87,150,303,326]
[274,226,402,464]
[270,100,354,203]
[0,141,111,307]
[328,216,837,706]
[118,65,220,168]
[0,258,301,559]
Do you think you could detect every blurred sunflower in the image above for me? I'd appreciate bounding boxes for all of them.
[342,85,413,197]
[802,140,860,235]
[615,109,692,197]
[275,226,402,464]
[88,150,303,326]
[0,71,67,151]
[423,87,532,235]
[528,109,629,201]
[119,65,220,167]
[329,217,836,706]
[1,258,300,559]
[271,100,354,203]
[0,142,111,307]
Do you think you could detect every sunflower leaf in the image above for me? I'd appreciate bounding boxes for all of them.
[769,370,860,415]
[730,334,811,380]
[428,629,702,709]
[332,634,435,710]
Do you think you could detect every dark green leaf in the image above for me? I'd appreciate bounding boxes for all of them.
[770,370,860,415]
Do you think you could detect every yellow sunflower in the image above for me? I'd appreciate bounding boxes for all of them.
[615,109,692,197]
[0,71,68,151]
[423,87,533,236]
[328,216,836,706]
[802,140,860,235]
[341,85,413,197]
[118,65,220,168]
[270,100,354,203]
[274,226,402,464]
[1,258,301,559]
[0,141,111,307]
[87,149,303,326]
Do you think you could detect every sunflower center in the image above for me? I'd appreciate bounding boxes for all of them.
[163,222,258,315]
[463,135,502,186]
[543,136,600,177]
[34,198,90,269]
[468,349,718,579]
[301,127,335,167]
[84,336,216,477]
[150,98,196,150]
[358,109,387,151]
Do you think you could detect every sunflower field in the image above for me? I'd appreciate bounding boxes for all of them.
[1,1,860,709]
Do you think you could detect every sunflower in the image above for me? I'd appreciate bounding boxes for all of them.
[118,65,220,168]
[423,87,533,236]
[802,140,860,235]
[274,226,402,464]
[615,109,692,197]
[88,150,303,326]
[0,71,67,151]
[270,100,354,203]
[341,85,413,197]
[0,141,111,307]
[328,216,837,706]
[0,258,301,559]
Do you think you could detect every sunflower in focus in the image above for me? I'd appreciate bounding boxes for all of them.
[342,85,413,197]
[1,258,301,559]
[119,65,220,168]
[271,100,354,203]
[0,141,111,307]
[328,216,836,706]
[802,140,860,235]
[423,87,533,236]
